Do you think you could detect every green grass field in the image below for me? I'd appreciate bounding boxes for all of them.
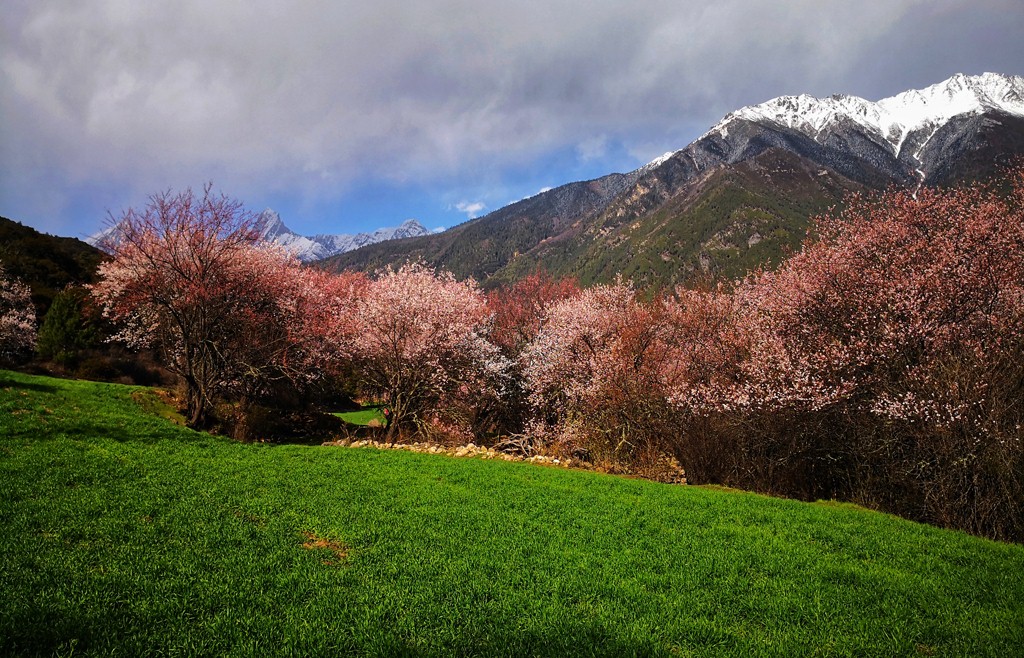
[333,406,386,426]
[2,370,1022,656]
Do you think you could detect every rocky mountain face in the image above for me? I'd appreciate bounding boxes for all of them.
[702,71,1024,185]
[318,172,645,281]
[324,72,1024,288]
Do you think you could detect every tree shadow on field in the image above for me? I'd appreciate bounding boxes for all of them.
[230,406,353,446]
[0,376,58,394]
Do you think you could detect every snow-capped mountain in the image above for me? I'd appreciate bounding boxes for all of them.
[88,210,433,262]
[700,72,1024,172]
[252,210,433,262]
[713,72,1023,149]
[85,223,124,250]
[252,209,323,260]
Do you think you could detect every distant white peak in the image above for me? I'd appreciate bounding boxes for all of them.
[256,208,281,224]
[707,72,1024,154]
[876,72,1024,129]
[85,224,119,248]
[87,209,429,262]
[253,208,293,240]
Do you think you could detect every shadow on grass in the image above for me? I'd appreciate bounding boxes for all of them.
[0,377,58,393]
[265,420,389,447]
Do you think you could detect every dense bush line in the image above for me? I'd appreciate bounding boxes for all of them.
[88,173,1024,540]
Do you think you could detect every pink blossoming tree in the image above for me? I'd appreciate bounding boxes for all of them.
[91,185,326,428]
[347,262,507,441]
[522,280,690,464]
[677,171,1024,536]
[484,272,580,437]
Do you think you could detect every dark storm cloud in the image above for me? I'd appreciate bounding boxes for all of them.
[1,0,1020,235]
[843,1,1024,99]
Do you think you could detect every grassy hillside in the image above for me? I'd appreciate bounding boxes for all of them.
[2,370,1022,656]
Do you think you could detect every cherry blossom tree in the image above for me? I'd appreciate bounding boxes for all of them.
[483,272,579,436]
[90,185,313,428]
[488,271,580,357]
[522,280,689,463]
[347,262,507,440]
[0,261,36,364]
[292,268,368,374]
[733,175,1024,426]
[210,246,343,408]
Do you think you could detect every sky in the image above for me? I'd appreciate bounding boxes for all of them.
[2,0,1023,241]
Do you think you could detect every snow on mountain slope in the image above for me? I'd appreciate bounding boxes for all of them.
[708,72,1024,158]
[252,209,324,259]
[88,209,433,262]
[252,210,432,262]
[639,151,679,173]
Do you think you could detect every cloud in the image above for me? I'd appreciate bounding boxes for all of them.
[576,135,609,163]
[2,0,1022,236]
[454,200,486,219]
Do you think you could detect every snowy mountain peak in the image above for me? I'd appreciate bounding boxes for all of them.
[260,212,432,262]
[253,208,293,241]
[709,72,1024,155]
[394,219,427,235]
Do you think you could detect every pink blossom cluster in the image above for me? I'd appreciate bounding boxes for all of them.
[511,170,1024,472]
[91,185,328,426]
[91,196,508,436]
[521,279,688,458]
[91,172,1024,454]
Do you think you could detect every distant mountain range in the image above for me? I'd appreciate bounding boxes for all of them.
[87,209,435,263]
[250,210,435,262]
[322,72,1024,288]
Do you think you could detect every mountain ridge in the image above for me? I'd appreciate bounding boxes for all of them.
[1,215,104,315]
[703,71,1024,180]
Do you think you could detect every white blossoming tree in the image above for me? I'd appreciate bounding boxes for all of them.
[346,262,507,441]
[0,261,37,364]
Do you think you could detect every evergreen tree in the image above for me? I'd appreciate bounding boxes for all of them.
[36,286,96,366]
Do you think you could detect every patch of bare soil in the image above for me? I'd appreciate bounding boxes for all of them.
[301,531,350,566]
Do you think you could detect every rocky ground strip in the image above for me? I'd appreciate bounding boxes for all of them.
[320,438,687,484]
